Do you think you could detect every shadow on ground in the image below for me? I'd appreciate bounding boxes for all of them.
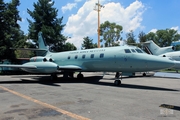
[0,75,179,92]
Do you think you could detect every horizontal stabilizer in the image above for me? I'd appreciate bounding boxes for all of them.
[0,64,37,69]
[59,65,82,71]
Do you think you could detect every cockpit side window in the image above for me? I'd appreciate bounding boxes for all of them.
[131,49,136,53]
[135,49,143,53]
[124,49,131,53]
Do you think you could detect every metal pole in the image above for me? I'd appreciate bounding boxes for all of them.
[97,0,100,48]
[94,0,104,48]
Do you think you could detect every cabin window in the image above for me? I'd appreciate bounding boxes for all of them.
[124,49,131,53]
[82,54,85,59]
[91,54,94,58]
[131,49,136,53]
[135,49,143,53]
[100,53,104,58]
[75,55,78,59]
[68,56,70,59]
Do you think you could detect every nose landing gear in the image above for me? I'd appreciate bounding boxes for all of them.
[114,72,122,86]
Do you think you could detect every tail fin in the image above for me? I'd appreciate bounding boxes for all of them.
[35,32,49,56]
[143,40,160,55]
[143,40,175,55]
[38,32,48,50]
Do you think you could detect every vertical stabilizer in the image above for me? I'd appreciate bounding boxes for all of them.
[38,32,48,50]
[143,40,175,55]
[143,40,160,55]
[35,32,49,56]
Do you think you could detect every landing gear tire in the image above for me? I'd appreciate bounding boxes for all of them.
[68,72,74,78]
[63,73,68,78]
[143,73,146,76]
[51,73,57,80]
[114,80,121,86]
[77,73,84,79]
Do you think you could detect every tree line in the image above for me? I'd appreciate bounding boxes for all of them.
[1,0,180,62]
[0,0,76,61]
[83,21,180,49]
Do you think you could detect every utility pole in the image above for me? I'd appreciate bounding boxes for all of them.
[94,0,104,48]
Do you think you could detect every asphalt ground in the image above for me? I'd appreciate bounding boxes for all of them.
[0,72,180,120]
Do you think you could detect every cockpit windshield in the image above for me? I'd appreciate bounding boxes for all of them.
[135,49,143,53]
[124,49,131,53]
[131,49,136,53]
[123,47,147,54]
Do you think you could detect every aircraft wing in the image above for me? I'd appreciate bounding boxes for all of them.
[0,64,81,70]
[10,48,48,51]
[59,65,82,71]
[0,64,37,69]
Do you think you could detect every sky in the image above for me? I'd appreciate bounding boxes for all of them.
[4,0,180,48]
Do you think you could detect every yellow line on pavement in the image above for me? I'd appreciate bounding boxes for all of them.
[0,85,90,120]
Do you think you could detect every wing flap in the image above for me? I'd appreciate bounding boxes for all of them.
[59,65,82,71]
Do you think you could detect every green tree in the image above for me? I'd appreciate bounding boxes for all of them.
[63,42,77,51]
[27,0,67,52]
[14,33,35,58]
[146,29,180,47]
[146,32,156,41]
[100,21,123,47]
[155,29,180,47]
[0,0,7,60]
[138,31,146,43]
[126,30,136,45]
[0,0,22,60]
[82,36,96,49]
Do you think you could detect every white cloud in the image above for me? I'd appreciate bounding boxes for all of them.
[61,3,77,13]
[149,26,180,34]
[149,29,157,33]
[171,26,179,31]
[63,0,145,48]
[171,26,180,34]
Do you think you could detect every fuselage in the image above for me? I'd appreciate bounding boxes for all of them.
[22,46,176,73]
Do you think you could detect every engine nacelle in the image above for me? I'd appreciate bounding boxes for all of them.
[21,62,58,73]
[30,56,54,62]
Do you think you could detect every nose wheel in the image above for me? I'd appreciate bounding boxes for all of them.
[114,80,121,86]
[114,72,122,86]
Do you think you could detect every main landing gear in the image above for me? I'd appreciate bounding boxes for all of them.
[50,72,76,80]
[114,72,122,86]
[51,73,57,80]
[77,72,84,79]
[143,72,146,76]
